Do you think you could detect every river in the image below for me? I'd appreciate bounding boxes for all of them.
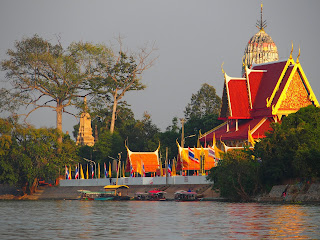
[0,201,319,239]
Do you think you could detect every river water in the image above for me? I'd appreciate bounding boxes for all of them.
[0,201,319,239]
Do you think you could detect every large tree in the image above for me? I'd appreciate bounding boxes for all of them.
[0,35,93,143]
[85,40,157,134]
[184,83,221,120]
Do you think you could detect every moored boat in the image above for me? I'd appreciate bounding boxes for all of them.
[174,190,201,201]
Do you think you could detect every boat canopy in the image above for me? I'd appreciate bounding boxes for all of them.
[104,185,129,190]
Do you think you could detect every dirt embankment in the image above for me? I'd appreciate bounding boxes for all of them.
[0,184,220,200]
[257,183,320,203]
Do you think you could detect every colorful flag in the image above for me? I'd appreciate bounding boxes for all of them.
[80,164,85,179]
[108,162,112,178]
[188,147,199,163]
[98,163,100,179]
[130,164,134,177]
[167,163,172,176]
[65,166,69,180]
[172,159,176,176]
[142,161,145,177]
[104,162,108,178]
[75,166,79,179]
[68,166,72,179]
[86,164,89,179]
[208,145,216,159]
[122,163,125,178]
[91,164,94,179]
[137,161,142,176]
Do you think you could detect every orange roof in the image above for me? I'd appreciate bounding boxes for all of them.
[178,146,216,171]
[127,147,159,173]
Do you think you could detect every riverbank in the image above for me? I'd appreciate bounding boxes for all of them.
[2,183,320,203]
[257,183,320,203]
[0,184,220,200]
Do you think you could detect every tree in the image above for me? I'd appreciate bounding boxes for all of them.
[0,117,78,194]
[86,39,157,134]
[184,83,221,120]
[0,35,93,143]
[255,105,320,187]
[208,149,260,201]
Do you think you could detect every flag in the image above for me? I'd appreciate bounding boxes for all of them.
[104,162,108,178]
[167,163,172,176]
[91,164,94,179]
[75,166,79,179]
[159,160,163,177]
[130,164,134,177]
[80,164,85,179]
[208,145,216,159]
[188,147,199,163]
[69,166,72,179]
[248,127,255,147]
[86,164,89,179]
[122,163,125,178]
[65,166,70,180]
[98,163,100,179]
[108,162,112,178]
[142,161,145,177]
[172,159,176,176]
[137,161,142,176]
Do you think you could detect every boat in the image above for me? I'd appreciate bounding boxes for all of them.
[134,192,149,200]
[78,190,115,201]
[148,189,167,201]
[174,190,201,201]
[78,185,130,201]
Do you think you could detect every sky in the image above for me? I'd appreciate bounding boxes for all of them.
[1,0,320,137]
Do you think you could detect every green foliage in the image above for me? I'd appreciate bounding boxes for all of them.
[0,35,98,143]
[184,83,222,120]
[255,105,320,187]
[0,118,77,193]
[208,149,260,201]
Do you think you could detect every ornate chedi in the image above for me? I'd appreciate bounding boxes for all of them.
[199,5,319,151]
[76,97,95,147]
[242,4,278,76]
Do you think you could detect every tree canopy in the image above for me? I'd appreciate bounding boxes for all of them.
[255,105,320,187]
[0,117,77,194]
[0,35,95,143]
[184,83,221,120]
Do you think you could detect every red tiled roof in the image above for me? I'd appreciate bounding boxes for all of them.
[251,61,287,112]
[227,78,250,118]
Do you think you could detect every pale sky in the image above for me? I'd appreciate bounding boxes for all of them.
[1,0,319,137]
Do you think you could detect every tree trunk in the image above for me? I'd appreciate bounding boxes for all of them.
[110,91,118,134]
[56,104,63,145]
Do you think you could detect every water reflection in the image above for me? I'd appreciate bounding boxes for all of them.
[0,201,319,239]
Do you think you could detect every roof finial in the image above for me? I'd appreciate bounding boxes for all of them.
[221,62,225,74]
[296,45,301,63]
[290,41,293,59]
[256,2,267,31]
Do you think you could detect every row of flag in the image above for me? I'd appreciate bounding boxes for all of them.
[65,162,113,180]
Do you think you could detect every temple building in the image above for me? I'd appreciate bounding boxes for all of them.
[125,143,160,176]
[199,5,319,151]
[76,97,95,147]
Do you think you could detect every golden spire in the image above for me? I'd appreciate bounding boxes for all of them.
[221,62,225,75]
[290,41,294,59]
[296,45,301,64]
[256,2,267,31]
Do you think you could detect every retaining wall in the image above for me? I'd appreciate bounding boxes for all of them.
[60,175,209,187]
